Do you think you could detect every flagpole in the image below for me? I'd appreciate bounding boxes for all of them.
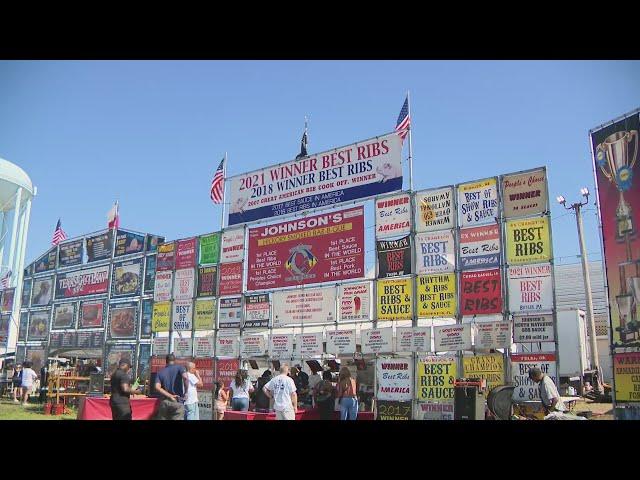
[407,90,414,192]
[220,152,227,231]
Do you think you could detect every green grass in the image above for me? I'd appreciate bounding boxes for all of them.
[0,398,77,420]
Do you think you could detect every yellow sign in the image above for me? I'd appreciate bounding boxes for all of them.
[417,274,456,317]
[506,217,551,265]
[152,301,171,332]
[614,352,640,402]
[416,356,457,401]
[463,354,504,391]
[194,298,216,330]
[377,278,413,320]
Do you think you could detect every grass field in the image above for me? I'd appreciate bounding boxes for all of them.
[0,398,76,420]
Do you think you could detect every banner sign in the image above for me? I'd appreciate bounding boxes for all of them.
[338,282,370,322]
[511,353,557,402]
[434,324,472,352]
[216,334,239,357]
[115,230,145,257]
[591,112,640,348]
[474,322,511,349]
[52,302,76,329]
[21,278,32,308]
[58,240,83,267]
[506,217,551,265]
[32,277,55,306]
[463,354,505,391]
[153,271,173,302]
[417,274,456,318]
[152,302,171,332]
[244,294,270,328]
[376,358,413,401]
[241,334,267,357]
[104,343,136,379]
[295,332,324,357]
[269,333,293,359]
[376,278,413,321]
[613,352,640,403]
[218,262,243,296]
[375,193,411,238]
[108,301,138,339]
[197,390,213,420]
[215,359,239,388]
[18,312,28,342]
[377,236,412,278]
[194,358,214,392]
[327,329,356,355]
[361,328,393,354]
[55,265,110,300]
[416,356,457,401]
[460,268,502,316]
[173,268,195,301]
[247,206,365,290]
[414,402,454,421]
[507,263,553,313]
[144,255,157,294]
[56,332,77,349]
[153,337,170,356]
[110,258,143,298]
[228,132,403,225]
[140,299,153,338]
[156,242,176,271]
[174,338,193,358]
[513,314,555,343]
[459,225,500,269]
[395,327,432,353]
[220,227,245,263]
[48,332,63,349]
[145,235,165,253]
[137,344,152,381]
[414,231,455,274]
[194,299,216,330]
[34,247,57,273]
[199,233,221,265]
[0,314,9,346]
[219,297,242,329]
[196,265,217,298]
[376,401,413,420]
[176,238,197,270]
[1,288,15,312]
[172,299,193,331]
[458,178,499,227]
[502,169,548,218]
[79,299,106,329]
[86,231,113,263]
[272,287,336,327]
[415,187,455,232]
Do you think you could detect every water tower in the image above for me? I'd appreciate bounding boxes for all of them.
[0,158,36,357]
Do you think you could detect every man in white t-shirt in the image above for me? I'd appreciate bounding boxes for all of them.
[20,361,39,406]
[263,364,297,420]
[528,367,567,414]
[184,362,203,420]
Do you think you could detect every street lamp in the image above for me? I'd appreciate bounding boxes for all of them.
[557,187,602,393]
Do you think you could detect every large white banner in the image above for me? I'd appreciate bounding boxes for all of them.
[511,353,557,402]
[414,187,455,232]
[240,334,267,357]
[513,314,555,343]
[434,324,472,352]
[216,334,239,357]
[361,328,394,354]
[507,263,553,313]
[218,297,242,329]
[173,268,195,301]
[457,178,499,227]
[375,193,411,238]
[415,231,456,274]
[172,299,193,331]
[376,358,413,401]
[152,337,169,356]
[327,329,356,355]
[194,337,215,357]
[270,333,293,359]
[272,287,336,327]
[338,282,371,322]
[295,332,324,357]
[220,227,245,263]
[173,338,193,357]
[154,271,173,302]
[474,321,511,349]
[395,327,415,353]
[395,327,432,353]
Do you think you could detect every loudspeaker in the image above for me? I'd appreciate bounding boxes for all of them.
[454,386,486,420]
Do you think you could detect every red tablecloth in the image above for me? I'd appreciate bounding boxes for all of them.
[224,409,374,420]
[77,397,161,420]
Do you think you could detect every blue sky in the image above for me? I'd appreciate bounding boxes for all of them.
[0,60,638,268]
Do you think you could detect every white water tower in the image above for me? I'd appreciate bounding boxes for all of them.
[0,158,36,356]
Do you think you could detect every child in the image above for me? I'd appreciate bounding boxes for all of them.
[214,379,229,420]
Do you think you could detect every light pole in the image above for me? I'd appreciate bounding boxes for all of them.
[557,188,601,393]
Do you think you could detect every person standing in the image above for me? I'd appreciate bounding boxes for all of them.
[213,379,229,420]
[229,369,254,411]
[12,364,22,403]
[528,367,567,415]
[314,370,335,420]
[184,362,203,420]
[110,359,140,420]
[254,370,273,413]
[153,354,189,420]
[263,364,297,420]
[336,367,358,420]
[20,361,38,406]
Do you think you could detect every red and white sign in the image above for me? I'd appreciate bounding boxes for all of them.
[460,268,503,316]
[511,353,557,402]
[269,333,293,359]
[459,224,501,269]
[339,282,370,322]
[216,334,239,357]
[247,206,365,291]
[295,332,324,357]
[219,262,243,296]
[507,263,553,313]
[215,358,239,388]
[272,287,336,327]
[375,193,411,238]
[434,324,472,352]
[175,238,197,269]
[195,337,215,357]
[474,321,511,349]
[154,271,173,302]
[195,357,214,389]
[376,358,413,401]
[395,327,432,353]
[173,338,193,357]
[395,327,415,353]
[220,227,245,263]
[327,329,356,355]
[240,334,266,357]
[361,328,393,354]
[152,337,169,356]
[173,268,195,300]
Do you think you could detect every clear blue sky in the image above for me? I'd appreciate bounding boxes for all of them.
[0,60,638,267]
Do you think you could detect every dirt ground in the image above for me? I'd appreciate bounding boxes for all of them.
[571,399,614,420]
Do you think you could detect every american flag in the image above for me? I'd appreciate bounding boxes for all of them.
[0,270,11,289]
[210,158,225,204]
[51,219,68,246]
[395,96,411,141]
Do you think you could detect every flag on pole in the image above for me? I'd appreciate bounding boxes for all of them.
[210,158,225,204]
[295,128,308,160]
[395,96,411,141]
[51,219,68,246]
[0,270,11,289]
[107,201,120,229]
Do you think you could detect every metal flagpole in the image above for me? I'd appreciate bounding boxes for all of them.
[407,91,414,192]
[220,153,227,231]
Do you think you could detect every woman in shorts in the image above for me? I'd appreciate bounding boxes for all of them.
[214,380,229,420]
